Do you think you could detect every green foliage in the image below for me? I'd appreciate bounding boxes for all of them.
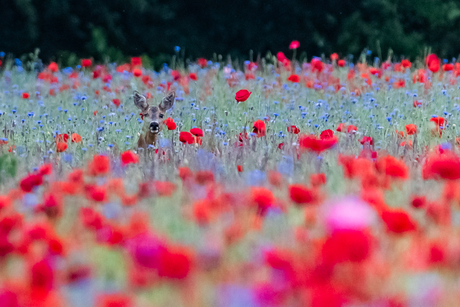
[0,154,17,181]
[2,0,460,63]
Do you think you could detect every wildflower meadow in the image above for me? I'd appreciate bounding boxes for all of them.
[1,45,460,306]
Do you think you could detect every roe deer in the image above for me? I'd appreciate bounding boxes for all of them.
[133,91,175,149]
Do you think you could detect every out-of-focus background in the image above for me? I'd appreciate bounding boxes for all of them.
[2,0,460,66]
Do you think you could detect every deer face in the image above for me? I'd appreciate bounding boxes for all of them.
[133,91,175,134]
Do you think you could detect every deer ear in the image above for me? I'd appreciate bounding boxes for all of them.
[159,91,175,112]
[133,91,149,111]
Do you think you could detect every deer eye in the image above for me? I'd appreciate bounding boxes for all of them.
[159,114,164,118]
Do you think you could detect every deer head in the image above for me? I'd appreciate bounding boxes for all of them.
[134,91,175,134]
[133,91,175,147]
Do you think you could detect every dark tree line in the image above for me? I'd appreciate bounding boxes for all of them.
[2,0,460,66]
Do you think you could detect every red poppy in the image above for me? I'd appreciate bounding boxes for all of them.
[359,136,373,146]
[277,52,287,62]
[401,59,411,68]
[89,155,110,176]
[163,117,177,130]
[235,89,252,102]
[426,54,440,73]
[237,165,243,172]
[56,142,67,152]
[405,124,417,135]
[189,73,197,81]
[443,63,454,71]
[253,120,266,137]
[158,245,193,279]
[81,59,92,68]
[347,125,357,133]
[131,57,142,66]
[56,133,69,143]
[179,131,195,144]
[377,156,408,179]
[133,68,142,77]
[195,170,214,185]
[338,59,345,67]
[22,93,29,99]
[251,187,275,216]
[322,229,371,264]
[311,58,324,73]
[289,184,315,205]
[97,293,132,307]
[298,134,338,153]
[190,128,203,137]
[112,99,121,107]
[287,125,300,134]
[411,196,426,209]
[381,209,416,234]
[330,53,339,61]
[430,116,445,128]
[289,40,300,49]
[71,133,82,143]
[423,151,460,180]
[413,100,422,108]
[20,173,43,192]
[121,151,139,165]
[197,58,207,68]
[310,173,326,186]
[320,129,334,140]
[287,74,300,83]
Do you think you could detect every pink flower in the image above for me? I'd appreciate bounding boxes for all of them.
[289,40,300,49]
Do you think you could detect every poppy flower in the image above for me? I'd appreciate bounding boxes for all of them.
[97,293,132,307]
[310,173,326,186]
[158,245,193,279]
[189,73,197,81]
[56,133,69,143]
[322,229,371,264]
[413,100,422,108]
[253,120,266,137]
[289,184,315,205]
[56,142,67,152]
[89,155,110,176]
[22,93,29,99]
[347,125,357,133]
[423,151,460,180]
[311,58,324,73]
[235,89,252,102]
[289,40,300,49]
[112,99,121,107]
[411,196,426,209]
[190,128,203,137]
[320,129,334,140]
[401,59,411,68]
[287,74,300,83]
[430,116,445,128]
[71,133,82,143]
[179,131,195,144]
[330,53,339,61]
[48,62,59,72]
[163,117,177,130]
[131,57,142,66]
[237,165,243,172]
[443,64,454,72]
[377,156,408,179]
[359,136,373,146]
[426,54,440,73]
[197,58,208,68]
[251,187,275,216]
[277,52,287,62]
[133,69,142,77]
[299,134,338,153]
[338,59,345,67]
[405,124,417,135]
[121,151,139,165]
[287,125,300,134]
[81,59,92,68]
[381,209,416,234]
[20,174,43,192]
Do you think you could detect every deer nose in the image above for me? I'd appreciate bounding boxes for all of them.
[150,122,159,129]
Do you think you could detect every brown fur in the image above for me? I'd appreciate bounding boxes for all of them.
[133,91,175,149]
